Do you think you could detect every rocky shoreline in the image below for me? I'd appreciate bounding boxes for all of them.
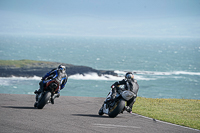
[0,60,117,77]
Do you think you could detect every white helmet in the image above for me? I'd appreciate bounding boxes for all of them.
[125,72,134,82]
[58,65,66,72]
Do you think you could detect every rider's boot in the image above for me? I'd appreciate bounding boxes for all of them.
[51,93,60,104]
[124,106,132,113]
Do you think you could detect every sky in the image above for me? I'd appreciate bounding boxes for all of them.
[0,0,200,37]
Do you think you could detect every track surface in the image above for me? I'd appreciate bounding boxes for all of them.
[0,94,199,133]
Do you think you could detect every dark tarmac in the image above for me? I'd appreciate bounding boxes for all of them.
[0,94,199,133]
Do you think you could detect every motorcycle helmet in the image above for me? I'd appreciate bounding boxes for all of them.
[125,72,134,82]
[58,65,66,72]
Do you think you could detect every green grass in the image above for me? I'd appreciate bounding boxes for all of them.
[133,97,200,130]
[0,59,44,67]
[0,59,73,68]
[0,59,60,68]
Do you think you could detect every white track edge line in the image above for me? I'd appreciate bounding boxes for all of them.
[131,113,200,131]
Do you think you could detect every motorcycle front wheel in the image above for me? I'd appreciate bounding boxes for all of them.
[108,99,125,118]
[98,107,104,116]
[37,91,51,109]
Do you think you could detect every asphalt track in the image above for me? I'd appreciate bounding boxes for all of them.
[0,94,199,133]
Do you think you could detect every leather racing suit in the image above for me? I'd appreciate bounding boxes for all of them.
[35,67,68,104]
[110,78,139,112]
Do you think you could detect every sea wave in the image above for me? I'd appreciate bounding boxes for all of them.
[0,76,41,86]
[0,73,154,82]
[119,70,200,76]
[0,70,199,83]
[69,73,124,81]
[0,75,42,80]
[69,72,154,81]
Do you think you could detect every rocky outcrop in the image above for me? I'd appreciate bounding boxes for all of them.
[0,61,117,77]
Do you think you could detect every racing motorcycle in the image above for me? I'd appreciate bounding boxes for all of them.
[34,79,60,109]
[98,87,135,118]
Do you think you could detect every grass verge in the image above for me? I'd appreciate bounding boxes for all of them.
[0,59,44,67]
[133,97,200,130]
[0,59,61,68]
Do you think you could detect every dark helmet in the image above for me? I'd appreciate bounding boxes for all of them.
[58,65,66,72]
[125,72,134,82]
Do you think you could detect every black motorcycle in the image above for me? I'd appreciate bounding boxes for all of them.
[98,88,135,118]
[34,80,59,109]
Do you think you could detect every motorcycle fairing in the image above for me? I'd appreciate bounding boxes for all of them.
[45,80,60,92]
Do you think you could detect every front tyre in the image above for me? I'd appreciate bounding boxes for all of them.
[98,107,104,116]
[34,102,38,108]
[37,91,51,109]
[108,99,125,118]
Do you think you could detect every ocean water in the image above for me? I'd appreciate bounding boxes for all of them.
[0,34,200,99]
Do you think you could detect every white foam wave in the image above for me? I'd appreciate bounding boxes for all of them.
[172,71,200,76]
[0,76,41,86]
[114,70,126,76]
[0,76,42,80]
[69,72,154,81]
[0,70,198,83]
[114,70,157,80]
[69,73,124,81]
[120,70,200,76]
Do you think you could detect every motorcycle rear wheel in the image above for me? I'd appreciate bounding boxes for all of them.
[108,99,125,118]
[37,91,51,109]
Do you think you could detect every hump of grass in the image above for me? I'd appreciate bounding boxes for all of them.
[0,59,66,68]
[133,97,200,130]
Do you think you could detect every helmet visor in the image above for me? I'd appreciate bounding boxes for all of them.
[126,74,133,79]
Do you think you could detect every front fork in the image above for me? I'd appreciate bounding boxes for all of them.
[102,90,122,114]
[102,103,109,114]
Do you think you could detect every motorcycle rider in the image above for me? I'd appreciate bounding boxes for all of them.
[105,72,139,113]
[34,65,68,105]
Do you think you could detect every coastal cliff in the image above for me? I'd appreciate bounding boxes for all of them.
[0,60,117,77]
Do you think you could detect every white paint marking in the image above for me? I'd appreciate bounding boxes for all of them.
[131,113,200,131]
[93,124,140,129]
